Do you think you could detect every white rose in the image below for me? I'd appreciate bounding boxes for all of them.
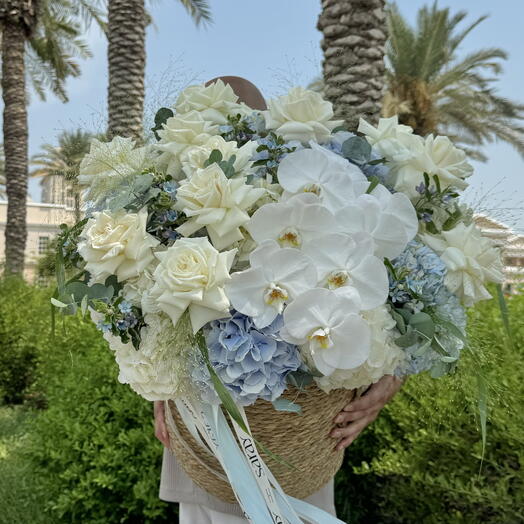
[78,136,152,202]
[181,135,257,179]
[175,80,248,125]
[78,208,160,282]
[315,305,405,392]
[421,223,504,306]
[358,116,415,160]
[146,237,236,332]
[263,87,343,144]
[156,110,218,178]
[391,134,473,200]
[110,313,191,401]
[175,163,265,250]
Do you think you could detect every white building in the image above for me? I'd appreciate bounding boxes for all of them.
[0,200,75,283]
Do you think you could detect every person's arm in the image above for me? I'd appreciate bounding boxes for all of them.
[330,375,403,451]
[154,400,170,447]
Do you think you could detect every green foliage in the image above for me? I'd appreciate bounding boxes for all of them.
[25,316,177,523]
[0,279,51,405]
[1,280,522,523]
[336,292,524,523]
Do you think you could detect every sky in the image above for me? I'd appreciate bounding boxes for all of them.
[19,0,524,232]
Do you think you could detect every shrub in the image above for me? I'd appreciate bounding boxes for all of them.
[0,278,51,405]
[26,314,178,523]
[335,292,524,523]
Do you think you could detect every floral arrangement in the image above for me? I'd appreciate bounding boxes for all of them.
[52,80,504,523]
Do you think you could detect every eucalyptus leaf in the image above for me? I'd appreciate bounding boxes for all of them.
[65,281,90,303]
[390,309,407,335]
[394,329,419,348]
[51,297,69,308]
[151,107,174,140]
[409,312,435,339]
[439,320,467,343]
[341,136,372,164]
[287,370,314,390]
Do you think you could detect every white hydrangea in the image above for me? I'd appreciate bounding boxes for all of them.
[315,305,404,392]
[108,313,193,401]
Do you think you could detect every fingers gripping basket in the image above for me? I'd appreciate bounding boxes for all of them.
[165,384,356,504]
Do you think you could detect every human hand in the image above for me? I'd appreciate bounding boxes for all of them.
[154,400,170,448]
[330,375,403,451]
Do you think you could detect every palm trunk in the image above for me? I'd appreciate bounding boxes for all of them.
[2,21,28,275]
[107,0,146,141]
[318,0,387,130]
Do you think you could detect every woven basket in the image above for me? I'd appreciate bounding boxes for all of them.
[165,384,356,504]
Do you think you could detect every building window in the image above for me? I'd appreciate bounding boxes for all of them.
[38,236,50,255]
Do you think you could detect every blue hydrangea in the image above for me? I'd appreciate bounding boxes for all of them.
[118,300,133,314]
[390,241,447,307]
[200,312,301,406]
[96,321,112,333]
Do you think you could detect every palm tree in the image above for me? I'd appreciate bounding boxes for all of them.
[317,0,388,130]
[30,130,94,221]
[0,144,6,200]
[107,0,211,141]
[384,2,524,161]
[0,1,103,275]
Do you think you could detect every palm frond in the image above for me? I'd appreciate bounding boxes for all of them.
[175,0,212,27]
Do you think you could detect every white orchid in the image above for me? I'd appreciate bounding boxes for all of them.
[421,223,504,306]
[175,163,266,250]
[181,135,257,179]
[315,305,404,392]
[277,147,369,212]
[247,193,337,249]
[336,183,418,259]
[156,110,218,178]
[302,232,389,310]
[146,237,236,333]
[226,240,317,328]
[175,80,248,125]
[263,87,343,143]
[281,287,371,376]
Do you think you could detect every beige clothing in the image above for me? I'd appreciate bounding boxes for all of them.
[159,448,337,519]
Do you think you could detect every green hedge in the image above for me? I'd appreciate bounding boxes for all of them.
[0,278,522,523]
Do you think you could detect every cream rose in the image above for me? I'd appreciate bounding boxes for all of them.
[146,237,236,332]
[421,223,504,306]
[78,208,160,282]
[181,135,257,179]
[389,134,472,200]
[156,110,218,178]
[78,136,152,202]
[175,163,265,250]
[263,87,343,144]
[175,80,248,125]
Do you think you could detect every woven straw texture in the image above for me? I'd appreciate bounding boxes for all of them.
[166,384,356,504]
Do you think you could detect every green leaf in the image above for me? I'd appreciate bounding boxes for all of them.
[51,297,69,308]
[367,157,387,165]
[65,281,90,303]
[195,331,249,434]
[365,176,380,194]
[287,370,314,390]
[390,308,407,335]
[272,398,302,414]
[395,329,419,348]
[341,136,372,164]
[439,320,467,343]
[151,107,174,140]
[496,284,513,350]
[409,312,435,339]
[332,125,348,133]
[476,374,488,471]
[204,149,223,167]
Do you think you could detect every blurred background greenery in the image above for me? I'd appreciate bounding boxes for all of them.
[0,277,522,524]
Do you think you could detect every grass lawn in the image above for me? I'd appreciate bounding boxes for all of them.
[0,406,48,524]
